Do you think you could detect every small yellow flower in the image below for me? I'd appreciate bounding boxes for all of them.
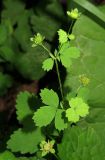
[40,140,55,157]
[67,8,81,19]
[79,74,90,86]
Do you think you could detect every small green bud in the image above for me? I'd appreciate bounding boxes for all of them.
[67,8,81,19]
[68,34,75,40]
[30,33,45,47]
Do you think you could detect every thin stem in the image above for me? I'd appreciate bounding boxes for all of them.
[54,153,61,160]
[55,58,64,102]
[40,44,55,59]
[68,20,74,34]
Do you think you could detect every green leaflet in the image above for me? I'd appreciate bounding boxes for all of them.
[42,58,54,71]
[59,42,80,68]
[7,128,44,154]
[58,29,68,44]
[55,109,67,131]
[33,106,56,127]
[0,151,16,160]
[40,88,59,108]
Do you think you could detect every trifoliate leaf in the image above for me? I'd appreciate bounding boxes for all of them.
[7,128,44,154]
[16,91,35,126]
[33,106,56,127]
[42,58,54,71]
[66,108,79,123]
[58,29,68,44]
[55,109,67,131]
[40,88,59,108]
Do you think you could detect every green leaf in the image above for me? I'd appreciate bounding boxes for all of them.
[59,45,80,68]
[7,128,44,154]
[65,13,105,107]
[58,126,105,160]
[0,46,15,63]
[16,91,35,126]
[66,108,79,123]
[0,151,16,160]
[78,87,90,101]
[2,0,25,25]
[15,46,48,80]
[58,29,68,44]
[0,25,8,45]
[42,58,54,71]
[55,109,67,131]
[73,0,105,23]
[33,106,56,127]
[40,88,59,108]
[0,72,13,96]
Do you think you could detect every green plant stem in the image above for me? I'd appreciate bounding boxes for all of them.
[54,153,61,160]
[40,44,64,102]
[68,20,74,34]
[41,44,55,59]
[55,58,64,102]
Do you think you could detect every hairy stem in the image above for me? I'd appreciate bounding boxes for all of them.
[68,20,74,34]
[41,44,55,59]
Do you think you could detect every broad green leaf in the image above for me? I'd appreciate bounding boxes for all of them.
[78,87,90,101]
[40,88,59,108]
[60,54,72,68]
[73,0,105,23]
[16,91,36,126]
[65,13,105,107]
[42,58,54,71]
[0,25,7,45]
[55,109,67,131]
[58,126,105,160]
[33,106,56,127]
[7,128,44,154]
[58,29,68,44]
[0,151,16,160]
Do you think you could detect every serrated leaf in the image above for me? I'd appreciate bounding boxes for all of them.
[0,151,16,160]
[55,109,67,131]
[7,128,44,154]
[40,88,59,108]
[42,58,54,71]
[58,29,68,44]
[60,54,72,68]
[33,106,56,127]
[16,91,35,126]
